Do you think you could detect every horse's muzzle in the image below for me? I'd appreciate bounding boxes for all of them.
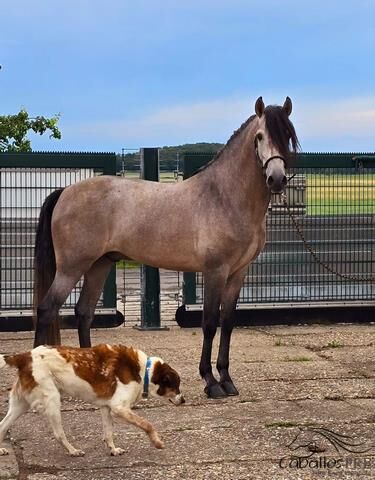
[263,156,287,194]
[266,173,287,193]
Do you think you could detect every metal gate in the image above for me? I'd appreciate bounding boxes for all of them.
[0,152,122,331]
[177,152,375,326]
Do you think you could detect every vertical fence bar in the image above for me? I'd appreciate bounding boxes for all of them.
[136,148,168,330]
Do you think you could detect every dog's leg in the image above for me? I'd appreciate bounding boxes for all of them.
[100,407,125,456]
[0,388,28,455]
[112,407,164,449]
[42,387,85,457]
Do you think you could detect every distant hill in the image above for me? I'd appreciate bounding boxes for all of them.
[117,143,224,171]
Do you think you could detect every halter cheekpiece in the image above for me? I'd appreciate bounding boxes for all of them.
[254,137,287,172]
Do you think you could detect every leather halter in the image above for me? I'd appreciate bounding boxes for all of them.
[262,155,287,171]
[254,138,287,172]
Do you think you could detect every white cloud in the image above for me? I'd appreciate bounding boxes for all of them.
[69,97,252,146]
[67,94,375,150]
[295,97,375,138]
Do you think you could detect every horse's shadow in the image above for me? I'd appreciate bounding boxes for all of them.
[285,426,374,459]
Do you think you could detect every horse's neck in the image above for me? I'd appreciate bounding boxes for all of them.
[199,129,270,216]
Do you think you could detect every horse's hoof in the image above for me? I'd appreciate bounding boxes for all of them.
[204,383,227,399]
[220,381,239,396]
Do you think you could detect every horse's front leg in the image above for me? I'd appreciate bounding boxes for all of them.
[216,267,247,396]
[199,268,228,399]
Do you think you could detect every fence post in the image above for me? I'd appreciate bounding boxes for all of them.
[136,148,168,330]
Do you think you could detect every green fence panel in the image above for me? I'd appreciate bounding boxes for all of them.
[0,151,120,330]
[182,152,375,308]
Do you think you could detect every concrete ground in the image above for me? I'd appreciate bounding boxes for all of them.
[0,323,374,480]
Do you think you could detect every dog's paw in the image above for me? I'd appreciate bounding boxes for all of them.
[0,447,9,456]
[110,447,126,456]
[69,448,85,457]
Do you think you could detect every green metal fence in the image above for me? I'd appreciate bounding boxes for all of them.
[182,152,375,312]
[0,152,121,331]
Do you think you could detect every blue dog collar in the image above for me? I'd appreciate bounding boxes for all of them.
[143,357,153,398]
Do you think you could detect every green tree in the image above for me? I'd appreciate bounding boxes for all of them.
[0,109,61,152]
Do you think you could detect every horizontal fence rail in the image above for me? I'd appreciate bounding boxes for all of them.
[182,153,375,311]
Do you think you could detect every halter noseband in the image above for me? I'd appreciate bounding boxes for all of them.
[262,155,287,171]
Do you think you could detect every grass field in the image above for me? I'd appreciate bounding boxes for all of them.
[306,174,375,215]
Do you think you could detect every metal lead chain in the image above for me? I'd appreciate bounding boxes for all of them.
[280,193,375,283]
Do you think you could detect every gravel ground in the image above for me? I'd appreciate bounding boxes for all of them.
[0,323,374,480]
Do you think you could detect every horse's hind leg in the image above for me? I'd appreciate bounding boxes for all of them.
[35,270,84,347]
[200,268,228,399]
[75,256,114,347]
[216,267,247,396]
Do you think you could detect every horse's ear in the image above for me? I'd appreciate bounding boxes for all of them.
[255,96,265,117]
[283,96,292,116]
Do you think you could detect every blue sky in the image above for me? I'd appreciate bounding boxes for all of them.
[1,0,375,153]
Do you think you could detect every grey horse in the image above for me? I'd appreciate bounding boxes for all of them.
[33,96,299,398]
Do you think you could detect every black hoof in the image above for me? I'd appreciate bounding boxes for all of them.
[204,383,228,399]
[220,381,239,396]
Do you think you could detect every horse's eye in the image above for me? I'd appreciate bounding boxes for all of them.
[257,133,263,141]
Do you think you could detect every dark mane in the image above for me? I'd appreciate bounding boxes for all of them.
[264,105,300,162]
[196,114,256,174]
[195,104,299,174]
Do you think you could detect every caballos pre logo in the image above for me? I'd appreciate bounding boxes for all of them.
[279,426,375,471]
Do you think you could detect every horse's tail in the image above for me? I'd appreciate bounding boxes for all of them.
[33,188,64,343]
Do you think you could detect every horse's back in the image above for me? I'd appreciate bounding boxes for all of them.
[51,176,199,270]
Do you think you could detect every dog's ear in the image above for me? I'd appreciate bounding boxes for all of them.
[162,372,173,384]
[151,361,171,385]
[151,362,180,390]
[150,361,162,385]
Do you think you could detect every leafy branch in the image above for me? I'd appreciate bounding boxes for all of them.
[0,109,61,152]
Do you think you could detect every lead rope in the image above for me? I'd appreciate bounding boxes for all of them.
[280,192,375,282]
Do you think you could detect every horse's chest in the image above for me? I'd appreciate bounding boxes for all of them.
[238,228,266,267]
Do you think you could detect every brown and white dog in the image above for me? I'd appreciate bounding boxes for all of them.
[0,344,184,456]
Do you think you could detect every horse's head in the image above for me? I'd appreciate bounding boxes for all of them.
[253,96,299,193]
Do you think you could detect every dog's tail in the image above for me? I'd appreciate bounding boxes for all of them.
[0,352,31,370]
[0,354,17,369]
[33,188,64,345]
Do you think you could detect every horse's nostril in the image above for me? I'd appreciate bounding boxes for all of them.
[267,176,274,186]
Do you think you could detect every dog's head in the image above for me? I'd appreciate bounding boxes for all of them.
[150,360,185,405]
